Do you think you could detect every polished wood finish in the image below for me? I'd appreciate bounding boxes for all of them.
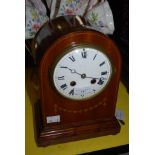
[32,16,121,146]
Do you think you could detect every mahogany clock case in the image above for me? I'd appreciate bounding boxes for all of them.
[31,16,122,146]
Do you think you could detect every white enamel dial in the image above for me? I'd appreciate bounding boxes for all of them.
[53,45,112,100]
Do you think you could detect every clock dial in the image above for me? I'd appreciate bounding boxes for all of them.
[53,45,112,100]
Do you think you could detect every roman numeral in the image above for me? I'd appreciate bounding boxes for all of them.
[69,89,74,95]
[93,54,97,60]
[81,51,87,58]
[60,84,68,90]
[99,61,105,67]
[81,94,84,97]
[58,76,64,80]
[97,78,104,85]
[101,71,108,75]
[69,55,75,62]
[60,66,67,69]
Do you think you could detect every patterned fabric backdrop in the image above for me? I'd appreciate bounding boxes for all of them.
[25,0,114,39]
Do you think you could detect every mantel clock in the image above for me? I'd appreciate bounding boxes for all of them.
[32,15,121,146]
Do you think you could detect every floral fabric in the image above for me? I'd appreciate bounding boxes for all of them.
[50,0,89,19]
[25,0,115,39]
[86,0,114,34]
[87,0,102,11]
[25,0,49,39]
[50,0,114,35]
[58,0,89,16]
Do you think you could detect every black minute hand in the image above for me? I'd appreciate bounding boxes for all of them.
[85,76,100,80]
[85,76,107,80]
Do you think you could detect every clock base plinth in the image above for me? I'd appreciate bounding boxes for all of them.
[34,101,121,147]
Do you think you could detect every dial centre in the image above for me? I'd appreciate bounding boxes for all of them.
[81,73,86,79]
